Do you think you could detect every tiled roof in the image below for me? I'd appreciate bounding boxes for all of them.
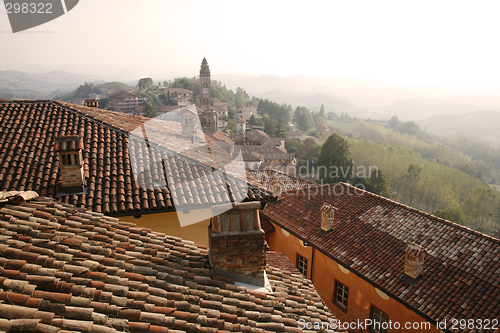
[247,170,314,194]
[261,183,500,331]
[237,147,294,163]
[233,130,268,145]
[210,131,233,144]
[0,101,272,216]
[168,88,193,94]
[0,192,340,333]
[261,138,283,147]
[108,91,138,100]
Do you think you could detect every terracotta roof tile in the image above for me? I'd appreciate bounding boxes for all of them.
[0,192,342,332]
[0,101,273,216]
[262,183,500,332]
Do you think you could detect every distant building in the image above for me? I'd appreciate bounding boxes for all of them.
[316,123,328,136]
[236,145,295,170]
[233,129,285,149]
[327,111,338,120]
[236,106,257,120]
[168,88,193,100]
[108,91,147,114]
[284,129,303,140]
[234,117,246,133]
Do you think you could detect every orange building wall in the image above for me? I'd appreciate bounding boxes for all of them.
[120,211,211,246]
[266,223,313,278]
[266,222,439,333]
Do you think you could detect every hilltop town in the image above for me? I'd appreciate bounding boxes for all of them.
[0,58,499,333]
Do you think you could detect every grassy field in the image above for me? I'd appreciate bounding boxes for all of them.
[489,184,500,192]
[137,91,160,106]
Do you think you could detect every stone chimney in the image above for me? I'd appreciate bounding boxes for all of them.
[178,108,197,138]
[209,201,266,286]
[404,242,426,281]
[320,203,337,231]
[84,99,99,108]
[54,135,85,194]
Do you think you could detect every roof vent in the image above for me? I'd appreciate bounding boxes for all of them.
[404,242,427,282]
[320,203,337,231]
[54,135,86,195]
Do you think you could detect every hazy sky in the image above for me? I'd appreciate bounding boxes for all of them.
[1,1,500,88]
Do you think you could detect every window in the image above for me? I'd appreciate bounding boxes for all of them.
[369,306,389,333]
[333,281,348,311]
[296,254,308,277]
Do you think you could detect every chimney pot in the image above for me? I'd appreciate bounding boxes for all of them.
[209,202,266,286]
[320,203,337,231]
[55,135,85,194]
[84,99,99,108]
[404,242,426,281]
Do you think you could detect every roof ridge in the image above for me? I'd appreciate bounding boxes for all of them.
[53,100,147,134]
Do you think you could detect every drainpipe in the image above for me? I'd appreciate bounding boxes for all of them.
[311,247,315,281]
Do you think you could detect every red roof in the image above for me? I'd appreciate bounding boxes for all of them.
[0,101,271,216]
[0,191,342,333]
[261,183,500,329]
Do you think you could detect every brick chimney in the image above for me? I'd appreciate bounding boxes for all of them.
[320,203,337,231]
[54,135,85,195]
[404,242,426,281]
[209,201,266,286]
[84,99,99,108]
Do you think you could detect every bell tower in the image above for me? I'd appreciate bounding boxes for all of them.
[200,57,211,106]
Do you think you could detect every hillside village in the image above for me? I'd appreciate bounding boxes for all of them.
[0,58,499,333]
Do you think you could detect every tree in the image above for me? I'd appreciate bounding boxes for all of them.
[235,87,246,110]
[143,102,155,118]
[397,121,419,136]
[367,169,392,198]
[274,119,288,138]
[317,133,353,184]
[163,81,168,86]
[138,78,153,91]
[297,138,317,161]
[257,99,290,122]
[435,207,465,225]
[99,97,109,109]
[319,104,325,118]
[402,164,422,206]
[388,116,400,128]
[285,139,301,154]
[74,82,100,98]
[248,115,264,126]
[225,122,236,135]
[294,106,314,132]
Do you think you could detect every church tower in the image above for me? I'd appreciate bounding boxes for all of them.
[200,57,211,106]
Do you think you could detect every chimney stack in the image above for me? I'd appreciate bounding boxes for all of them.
[209,201,266,286]
[404,242,426,281]
[84,99,99,108]
[320,203,337,231]
[54,135,85,195]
